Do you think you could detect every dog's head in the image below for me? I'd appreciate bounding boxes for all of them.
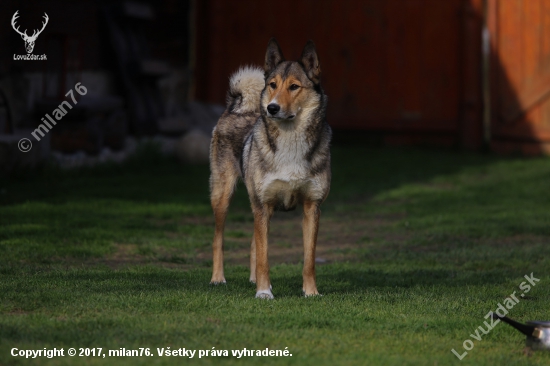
[261,38,323,123]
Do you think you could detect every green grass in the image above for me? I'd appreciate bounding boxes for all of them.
[1,145,549,365]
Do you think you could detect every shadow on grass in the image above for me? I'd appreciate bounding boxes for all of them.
[2,145,549,287]
[1,145,503,209]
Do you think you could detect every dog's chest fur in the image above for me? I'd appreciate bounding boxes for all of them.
[268,128,310,178]
[243,118,328,210]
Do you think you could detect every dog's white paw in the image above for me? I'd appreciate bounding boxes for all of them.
[210,279,226,285]
[255,289,274,299]
[302,289,322,297]
[304,293,322,297]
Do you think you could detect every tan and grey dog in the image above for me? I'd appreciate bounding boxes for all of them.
[209,38,331,299]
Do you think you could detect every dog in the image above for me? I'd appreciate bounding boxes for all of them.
[209,38,331,299]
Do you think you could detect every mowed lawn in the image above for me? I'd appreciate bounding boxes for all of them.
[1,145,549,365]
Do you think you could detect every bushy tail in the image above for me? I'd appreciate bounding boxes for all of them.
[226,66,264,114]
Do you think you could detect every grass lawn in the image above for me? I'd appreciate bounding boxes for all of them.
[1,144,549,365]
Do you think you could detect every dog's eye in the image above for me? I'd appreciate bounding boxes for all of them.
[269,82,277,89]
[289,84,300,91]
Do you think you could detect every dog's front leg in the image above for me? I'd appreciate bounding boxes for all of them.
[253,204,274,298]
[302,200,321,296]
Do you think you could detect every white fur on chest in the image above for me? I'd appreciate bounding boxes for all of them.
[269,130,309,181]
[259,130,323,203]
[243,112,327,205]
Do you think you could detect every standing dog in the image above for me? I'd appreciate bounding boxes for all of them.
[209,38,331,299]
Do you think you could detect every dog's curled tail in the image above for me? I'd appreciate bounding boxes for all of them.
[226,66,264,114]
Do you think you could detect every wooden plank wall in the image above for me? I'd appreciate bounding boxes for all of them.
[194,0,550,153]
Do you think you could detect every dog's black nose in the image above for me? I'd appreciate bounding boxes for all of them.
[267,104,280,115]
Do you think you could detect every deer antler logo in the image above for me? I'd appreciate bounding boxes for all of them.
[11,10,49,54]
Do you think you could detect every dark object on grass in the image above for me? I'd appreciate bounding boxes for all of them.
[492,313,550,350]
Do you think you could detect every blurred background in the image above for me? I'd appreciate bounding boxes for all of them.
[3,2,550,360]
[0,0,549,172]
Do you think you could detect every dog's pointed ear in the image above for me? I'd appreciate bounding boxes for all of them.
[300,40,321,84]
[265,38,285,75]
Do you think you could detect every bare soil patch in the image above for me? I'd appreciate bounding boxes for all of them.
[193,211,407,267]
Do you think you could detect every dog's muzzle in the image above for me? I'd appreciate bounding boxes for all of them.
[267,103,296,120]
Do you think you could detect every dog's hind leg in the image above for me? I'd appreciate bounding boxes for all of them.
[253,204,274,298]
[302,200,321,296]
[209,167,238,284]
[249,235,256,283]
